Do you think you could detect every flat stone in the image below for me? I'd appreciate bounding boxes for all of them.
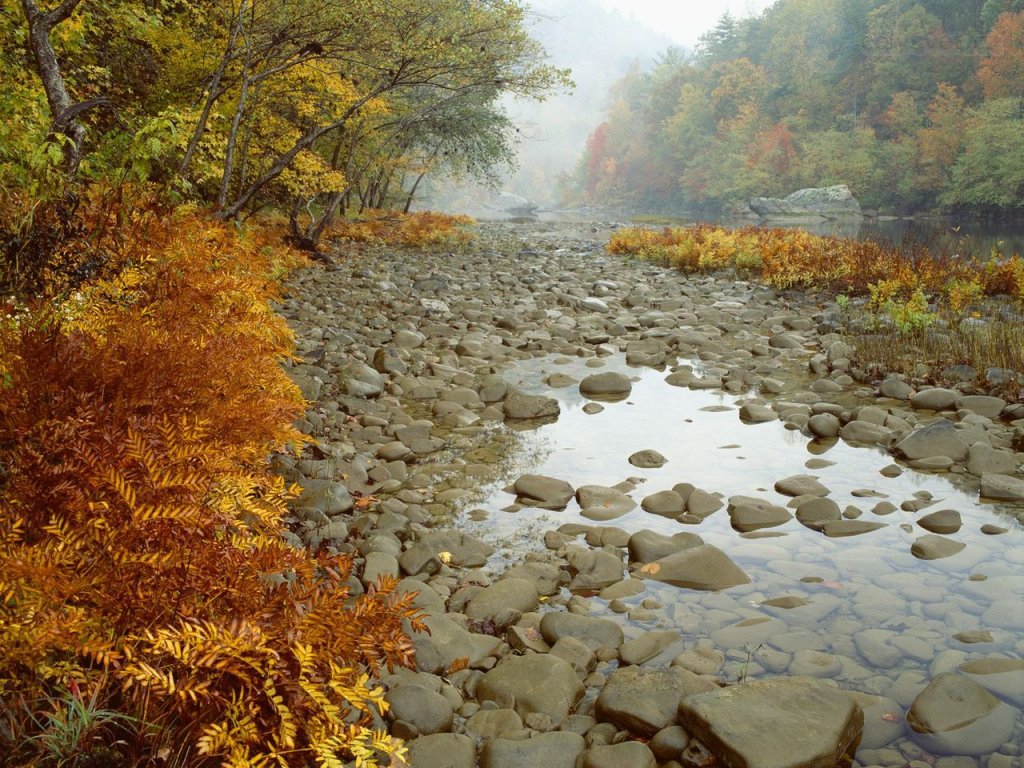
[295,479,354,516]
[566,547,625,591]
[580,371,632,397]
[894,419,968,462]
[406,733,476,768]
[540,611,624,652]
[477,654,584,722]
[911,534,966,560]
[795,498,841,531]
[839,421,890,444]
[638,544,751,591]
[627,529,703,563]
[980,472,1024,501]
[917,509,962,534]
[581,741,657,768]
[481,732,585,768]
[596,665,717,737]
[822,519,887,538]
[577,485,637,520]
[678,677,863,768]
[514,473,575,509]
[956,395,1006,419]
[959,657,1024,707]
[465,578,539,627]
[385,685,453,735]
[464,708,524,739]
[966,444,1017,476]
[910,387,959,411]
[740,403,777,423]
[729,503,792,532]
[774,474,829,497]
[907,673,1016,756]
[641,490,686,517]
[504,390,560,420]
[618,630,685,666]
[628,449,668,468]
[879,377,913,399]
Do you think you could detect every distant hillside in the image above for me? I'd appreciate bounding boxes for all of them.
[565,0,1024,216]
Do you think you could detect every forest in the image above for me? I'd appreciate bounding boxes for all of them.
[563,0,1024,216]
[0,1,564,766]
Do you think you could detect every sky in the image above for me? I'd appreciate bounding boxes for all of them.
[593,0,776,47]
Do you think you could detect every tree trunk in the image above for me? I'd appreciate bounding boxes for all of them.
[404,172,427,213]
[179,0,247,177]
[21,0,88,175]
[218,57,251,209]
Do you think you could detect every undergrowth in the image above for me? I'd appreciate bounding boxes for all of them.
[0,195,423,767]
[330,210,474,249]
[609,225,1024,396]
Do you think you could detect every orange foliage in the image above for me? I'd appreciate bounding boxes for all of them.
[331,210,474,248]
[609,224,1020,304]
[978,11,1024,99]
[0,209,422,766]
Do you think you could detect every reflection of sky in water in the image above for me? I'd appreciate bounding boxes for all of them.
[461,355,1024,688]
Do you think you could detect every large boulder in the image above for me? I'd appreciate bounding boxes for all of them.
[477,654,584,722]
[750,185,861,220]
[907,673,1016,755]
[596,665,717,737]
[678,677,864,768]
[637,544,751,591]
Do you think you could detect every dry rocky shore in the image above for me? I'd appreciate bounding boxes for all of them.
[274,220,1024,768]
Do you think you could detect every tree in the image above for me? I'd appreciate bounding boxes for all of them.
[943,98,1024,210]
[977,11,1024,98]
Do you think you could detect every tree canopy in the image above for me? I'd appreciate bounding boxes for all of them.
[563,0,1024,216]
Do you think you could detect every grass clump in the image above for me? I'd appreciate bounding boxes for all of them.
[331,210,474,249]
[609,224,1024,397]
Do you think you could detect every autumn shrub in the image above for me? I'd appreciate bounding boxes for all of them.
[331,209,474,248]
[0,212,422,767]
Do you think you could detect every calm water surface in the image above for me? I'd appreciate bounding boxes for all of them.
[457,354,1024,757]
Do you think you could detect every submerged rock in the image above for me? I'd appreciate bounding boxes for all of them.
[638,544,751,590]
[678,677,863,768]
[907,673,1016,755]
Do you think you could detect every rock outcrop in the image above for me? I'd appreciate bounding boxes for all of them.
[750,184,862,220]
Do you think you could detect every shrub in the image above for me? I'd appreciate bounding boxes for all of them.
[0,211,422,767]
[331,210,474,248]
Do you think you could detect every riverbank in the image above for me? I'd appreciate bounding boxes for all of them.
[278,219,1024,768]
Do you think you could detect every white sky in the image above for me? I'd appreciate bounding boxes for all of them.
[593,0,776,47]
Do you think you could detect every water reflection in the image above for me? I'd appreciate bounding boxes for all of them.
[459,355,1024,756]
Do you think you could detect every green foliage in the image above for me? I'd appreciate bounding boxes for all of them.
[566,0,1024,215]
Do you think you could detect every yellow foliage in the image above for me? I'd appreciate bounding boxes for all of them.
[332,210,474,248]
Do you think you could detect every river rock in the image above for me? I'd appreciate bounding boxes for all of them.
[894,419,968,462]
[678,677,863,768]
[465,578,539,627]
[740,403,777,423]
[477,654,584,722]
[514,473,574,509]
[966,443,1017,476]
[385,684,453,735]
[879,376,913,400]
[917,509,962,534]
[839,420,890,444]
[413,613,502,675]
[957,394,1006,418]
[774,474,829,497]
[577,485,637,520]
[582,741,657,768]
[566,547,624,591]
[481,733,585,768]
[503,390,560,420]
[618,630,685,666]
[406,733,476,768]
[910,387,959,411]
[907,673,1016,755]
[641,490,686,517]
[980,472,1024,500]
[540,611,624,651]
[729,500,792,532]
[595,665,717,737]
[795,497,841,530]
[911,534,966,560]
[415,530,494,568]
[295,479,354,517]
[628,529,703,563]
[580,371,632,397]
[808,413,841,438]
[628,449,668,468]
[959,657,1024,707]
[638,544,751,590]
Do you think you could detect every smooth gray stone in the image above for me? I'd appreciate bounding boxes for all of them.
[678,677,863,768]
[481,732,585,768]
[595,665,717,737]
[477,654,584,722]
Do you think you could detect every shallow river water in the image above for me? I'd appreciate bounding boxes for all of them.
[457,353,1024,760]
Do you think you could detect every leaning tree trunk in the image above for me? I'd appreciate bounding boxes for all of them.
[20,0,88,176]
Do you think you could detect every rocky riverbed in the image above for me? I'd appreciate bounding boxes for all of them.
[274,220,1024,768]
